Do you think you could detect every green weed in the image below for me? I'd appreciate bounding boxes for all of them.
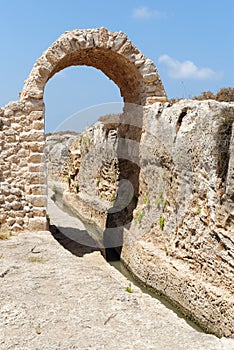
[0,231,13,240]
[159,216,165,230]
[55,138,62,144]
[125,283,133,293]
[134,212,144,223]
[52,184,57,193]
[144,194,149,205]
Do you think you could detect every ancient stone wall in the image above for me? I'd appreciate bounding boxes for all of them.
[121,100,234,337]
[0,27,166,232]
[0,100,46,231]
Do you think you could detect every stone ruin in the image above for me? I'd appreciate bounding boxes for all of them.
[0,27,166,232]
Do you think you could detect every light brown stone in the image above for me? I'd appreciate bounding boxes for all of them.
[27,217,47,230]
[26,195,46,208]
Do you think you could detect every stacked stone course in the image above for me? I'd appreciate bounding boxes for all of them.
[0,100,46,231]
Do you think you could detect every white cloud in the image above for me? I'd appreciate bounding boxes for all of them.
[132,6,165,20]
[158,54,219,79]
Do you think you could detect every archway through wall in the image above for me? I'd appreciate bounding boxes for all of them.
[44,63,125,247]
[44,65,123,133]
[0,27,167,233]
[20,27,166,104]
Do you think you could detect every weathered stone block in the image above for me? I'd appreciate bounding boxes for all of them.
[20,130,44,142]
[25,173,45,185]
[28,217,47,231]
[26,195,46,207]
[29,111,44,121]
[10,201,23,210]
[12,222,23,232]
[25,184,46,195]
[28,153,44,163]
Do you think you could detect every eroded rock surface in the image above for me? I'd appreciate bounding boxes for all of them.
[0,230,233,349]
[45,132,78,182]
[122,100,234,338]
[48,100,234,338]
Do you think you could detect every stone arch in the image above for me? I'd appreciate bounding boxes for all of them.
[20,27,166,105]
[0,27,167,232]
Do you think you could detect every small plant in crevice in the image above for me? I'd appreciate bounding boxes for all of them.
[155,197,161,208]
[144,194,149,205]
[110,194,116,203]
[75,184,79,193]
[52,184,57,193]
[196,205,201,215]
[125,283,133,293]
[164,246,169,256]
[67,175,71,187]
[162,198,168,208]
[159,216,165,230]
[155,188,168,211]
[55,138,62,144]
[134,211,144,223]
[0,231,13,240]
[81,134,92,152]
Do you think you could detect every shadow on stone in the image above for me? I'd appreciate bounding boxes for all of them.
[104,105,142,261]
[50,224,100,257]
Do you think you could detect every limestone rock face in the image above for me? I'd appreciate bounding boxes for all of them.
[48,119,120,229]
[46,99,234,337]
[121,99,234,338]
[45,132,78,182]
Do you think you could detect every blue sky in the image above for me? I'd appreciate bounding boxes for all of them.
[0,1,233,132]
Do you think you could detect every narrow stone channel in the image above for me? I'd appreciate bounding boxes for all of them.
[48,188,206,334]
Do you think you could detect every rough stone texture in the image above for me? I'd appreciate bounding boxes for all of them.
[64,119,119,202]
[20,28,167,105]
[45,118,121,230]
[0,100,47,232]
[121,100,234,338]
[0,27,166,233]
[45,100,234,338]
[0,232,233,348]
[45,132,78,182]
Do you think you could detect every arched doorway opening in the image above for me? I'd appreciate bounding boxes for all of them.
[18,27,167,237]
[44,63,125,258]
[44,65,123,133]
